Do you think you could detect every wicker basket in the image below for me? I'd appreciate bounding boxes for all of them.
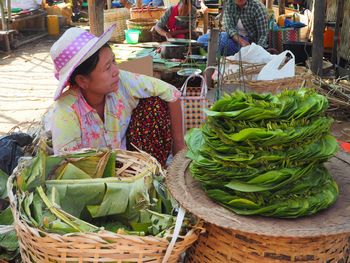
[167,150,350,263]
[187,224,349,262]
[8,149,202,263]
[130,7,166,20]
[126,18,157,42]
[104,8,130,43]
[222,64,314,94]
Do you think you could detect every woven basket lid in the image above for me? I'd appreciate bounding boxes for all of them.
[166,150,350,238]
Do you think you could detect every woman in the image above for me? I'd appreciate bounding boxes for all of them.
[48,25,185,166]
[154,0,197,40]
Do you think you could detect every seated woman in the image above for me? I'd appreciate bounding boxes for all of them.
[48,25,185,166]
[154,0,197,40]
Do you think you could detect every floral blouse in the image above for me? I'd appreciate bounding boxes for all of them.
[49,70,181,154]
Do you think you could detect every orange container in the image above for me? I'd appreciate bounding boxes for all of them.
[324,27,334,49]
[47,15,60,36]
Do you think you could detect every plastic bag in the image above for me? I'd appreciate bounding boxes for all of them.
[0,133,33,175]
[9,0,42,10]
[257,50,295,81]
[230,43,276,64]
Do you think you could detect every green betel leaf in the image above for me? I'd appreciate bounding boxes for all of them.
[0,169,8,199]
[0,206,14,225]
[185,128,206,161]
[0,229,19,260]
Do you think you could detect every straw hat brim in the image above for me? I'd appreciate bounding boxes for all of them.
[54,25,116,101]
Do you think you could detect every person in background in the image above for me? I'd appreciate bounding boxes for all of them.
[197,0,268,55]
[154,0,197,40]
[119,0,164,8]
[47,25,185,166]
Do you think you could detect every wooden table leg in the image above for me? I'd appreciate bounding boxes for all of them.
[203,12,208,34]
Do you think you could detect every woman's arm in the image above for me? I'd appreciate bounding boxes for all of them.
[155,24,173,39]
[167,99,186,155]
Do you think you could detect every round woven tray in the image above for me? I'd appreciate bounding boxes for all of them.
[167,150,350,238]
[167,151,350,262]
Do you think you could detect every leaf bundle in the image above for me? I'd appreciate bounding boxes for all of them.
[186,89,339,218]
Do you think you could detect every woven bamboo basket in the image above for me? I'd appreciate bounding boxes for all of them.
[104,8,130,43]
[8,149,202,263]
[130,7,166,20]
[167,150,350,263]
[222,64,314,94]
[126,18,157,42]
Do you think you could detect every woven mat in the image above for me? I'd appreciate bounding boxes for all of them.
[166,150,350,238]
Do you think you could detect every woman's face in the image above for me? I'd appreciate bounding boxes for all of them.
[80,47,120,96]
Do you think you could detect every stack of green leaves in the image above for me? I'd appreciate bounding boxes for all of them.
[185,89,339,218]
[15,150,191,237]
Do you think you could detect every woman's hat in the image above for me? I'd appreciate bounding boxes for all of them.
[50,25,116,101]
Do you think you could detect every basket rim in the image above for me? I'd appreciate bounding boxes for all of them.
[166,149,350,238]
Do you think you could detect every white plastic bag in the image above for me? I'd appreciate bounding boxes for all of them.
[10,0,42,10]
[230,43,276,64]
[257,50,295,81]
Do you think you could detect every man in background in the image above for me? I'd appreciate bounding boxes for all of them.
[198,0,268,55]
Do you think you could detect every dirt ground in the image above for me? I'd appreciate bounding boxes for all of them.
[1,34,350,143]
[0,36,58,136]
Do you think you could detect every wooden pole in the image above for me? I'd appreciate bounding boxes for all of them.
[107,0,112,9]
[136,0,142,8]
[311,0,325,76]
[278,0,285,15]
[205,29,219,88]
[88,0,104,36]
[7,0,11,23]
[266,0,273,9]
[331,0,344,65]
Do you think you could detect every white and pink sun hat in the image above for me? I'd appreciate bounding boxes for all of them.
[50,25,116,101]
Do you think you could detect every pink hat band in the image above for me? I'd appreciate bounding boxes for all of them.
[53,32,94,80]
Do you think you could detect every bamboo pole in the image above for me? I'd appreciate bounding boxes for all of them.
[311,0,326,76]
[205,29,219,88]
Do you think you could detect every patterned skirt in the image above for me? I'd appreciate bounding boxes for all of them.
[126,97,172,167]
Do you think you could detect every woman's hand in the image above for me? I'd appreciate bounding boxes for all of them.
[233,34,250,47]
[165,32,173,40]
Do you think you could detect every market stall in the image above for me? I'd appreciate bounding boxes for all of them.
[0,1,47,52]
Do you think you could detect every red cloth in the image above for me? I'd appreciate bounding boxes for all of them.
[126,97,172,167]
[167,4,185,39]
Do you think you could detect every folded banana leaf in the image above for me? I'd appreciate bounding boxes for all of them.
[15,149,183,237]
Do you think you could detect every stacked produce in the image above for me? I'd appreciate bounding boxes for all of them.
[186,89,339,218]
[14,149,193,236]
